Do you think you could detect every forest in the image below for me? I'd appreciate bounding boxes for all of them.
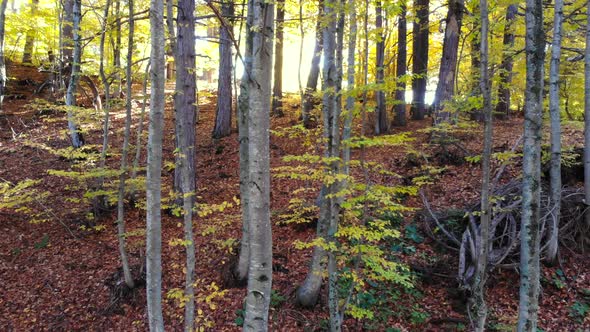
[0,0,589,330]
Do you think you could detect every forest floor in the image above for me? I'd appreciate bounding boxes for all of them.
[0,63,589,331]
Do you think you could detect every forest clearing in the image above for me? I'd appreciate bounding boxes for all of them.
[0,0,590,330]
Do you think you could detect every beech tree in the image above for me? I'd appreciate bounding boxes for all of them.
[0,0,7,109]
[547,0,564,264]
[114,0,135,289]
[410,0,428,120]
[21,0,38,64]
[65,0,84,148]
[374,0,387,134]
[173,0,197,328]
[212,0,233,139]
[518,0,545,329]
[432,0,464,125]
[495,5,517,118]
[272,0,285,117]
[243,0,274,328]
[470,0,492,328]
[393,2,407,127]
[301,0,323,128]
[236,0,254,284]
[146,0,166,328]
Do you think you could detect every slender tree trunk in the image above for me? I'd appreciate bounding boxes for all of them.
[411,0,428,120]
[547,0,563,265]
[113,0,122,97]
[236,0,254,284]
[131,61,150,182]
[301,0,324,128]
[471,0,492,329]
[393,2,407,127]
[584,3,590,236]
[98,0,111,178]
[174,0,197,329]
[243,0,273,329]
[212,1,233,139]
[0,0,7,110]
[469,4,482,122]
[146,0,166,328]
[433,0,464,125]
[517,0,545,329]
[65,0,83,148]
[271,0,284,116]
[342,0,357,177]
[165,0,176,81]
[374,0,387,134]
[114,0,136,289]
[22,0,39,64]
[61,0,74,77]
[329,1,344,329]
[495,5,517,118]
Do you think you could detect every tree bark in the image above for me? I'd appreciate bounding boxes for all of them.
[342,0,357,177]
[517,0,544,329]
[65,0,84,148]
[173,0,197,329]
[113,0,122,96]
[271,0,285,117]
[165,0,176,81]
[60,0,74,79]
[115,0,135,289]
[584,1,590,240]
[212,1,234,138]
[374,0,387,134]
[410,0,429,120]
[243,0,274,329]
[146,0,166,328]
[22,0,39,64]
[547,0,563,265]
[471,0,492,329]
[432,0,464,125]
[236,0,254,284]
[393,2,407,127]
[301,0,323,128]
[0,0,7,110]
[495,5,517,118]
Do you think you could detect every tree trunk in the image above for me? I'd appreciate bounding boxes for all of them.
[342,0,357,177]
[61,0,74,78]
[584,2,590,240]
[432,0,464,125]
[495,5,517,118]
[517,0,544,329]
[301,0,323,128]
[471,0,492,329]
[165,0,176,81]
[271,0,285,117]
[22,0,39,64]
[0,0,7,110]
[115,0,135,289]
[174,0,197,329]
[236,0,254,284]
[243,0,273,329]
[410,0,428,120]
[374,0,387,134]
[212,1,233,139]
[65,0,83,148]
[469,4,482,122]
[113,0,122,96]
[146,0,166,328]
[131,61,150,182]
[393,2,407,127]
[98,0,111,192]
[547,0,563,265]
